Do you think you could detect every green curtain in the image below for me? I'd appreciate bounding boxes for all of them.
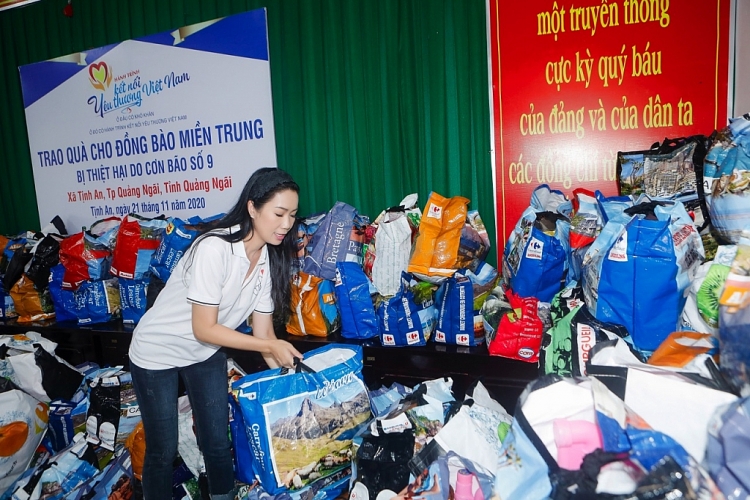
[0,0,496,264]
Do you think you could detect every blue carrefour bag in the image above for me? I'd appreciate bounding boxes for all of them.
[233,344,371,498]
[502,185,571,302]
[335,262,380,339]
[378,273,437,347]
[582,197,704,352]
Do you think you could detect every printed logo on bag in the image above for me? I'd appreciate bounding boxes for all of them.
[435,330,446,342]
[608,233,628,261]
[456,334,470,345]
[576,324,595,375]
[518,347,535,359]
[672,224,695,247]
[383,333,396,345]
[406,331,420,345]
[525,237,544,260]
[427,203,443,220]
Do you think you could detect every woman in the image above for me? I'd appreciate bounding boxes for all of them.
[128,167,304,500]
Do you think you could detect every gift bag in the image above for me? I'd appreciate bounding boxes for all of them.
[303,202,359,280]
[110,213,168,280]
[48,264,77,323]
[408,192,469,279]
[9,274,55,323]
[618,135,711,228]
[149,217,204,281]
[119,276,150,325]
[486,288,544,363]
[502,185,571,302]
[334,262,379,340]
[371,197,419,296]
[58,217,121,290]
[287,271,340,337]
[233,345,371,496]
[0,379,49,494]
[85,367,141,452]
[378,274,436,347]
[581,197,704,352]
[74,278,121,325]
[703,114,750,244]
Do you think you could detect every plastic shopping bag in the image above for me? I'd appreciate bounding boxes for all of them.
[334,262,379,339]
[58,217,121,290]
[303,202,360,280]
[581,197,704,352]
[502,185,571,302]
[378,274,437,347]
[233,344,371,497]
[110,213,168,279]
[287,271,340,337]
[408,192,469,279]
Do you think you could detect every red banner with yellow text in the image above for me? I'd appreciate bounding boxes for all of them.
[489,0,730,255]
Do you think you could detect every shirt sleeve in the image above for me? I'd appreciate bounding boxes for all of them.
[185,238,226,306]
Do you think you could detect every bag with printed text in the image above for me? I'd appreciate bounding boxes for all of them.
[110,213,168,279]
[119,276,150,325]
[74,278,121,325]
[502,185,571,302]
[149,216,212,281]
[58,217,121,290]
[486,287,545,363]
[378,273,437,347]
[335,262,380,339]
[233,344,371,498]
[303,202,366,280]
[581,196,704,352]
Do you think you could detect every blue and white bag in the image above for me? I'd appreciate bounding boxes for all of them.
[502,185,571,302]
[378,273,437,347]
[703,114,750,244]
[334,262,380,339]
[233,345,371,498]
[581,197,704,352]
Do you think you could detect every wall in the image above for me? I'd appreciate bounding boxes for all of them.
[734,0,750,116]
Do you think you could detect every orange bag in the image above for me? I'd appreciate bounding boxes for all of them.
[125,420,146,480]
[647,331,718,369]
[9,274,55,323]
[407,192,469,278]
[287,271,340,337]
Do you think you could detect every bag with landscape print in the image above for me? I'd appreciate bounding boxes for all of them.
[110,213,168,280]
[233,344,371,498]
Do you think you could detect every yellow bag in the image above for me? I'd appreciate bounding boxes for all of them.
[407,192,469,278]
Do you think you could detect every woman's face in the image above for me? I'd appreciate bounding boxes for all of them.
[249,189,299,245]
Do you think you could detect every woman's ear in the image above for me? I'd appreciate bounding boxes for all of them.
[247,200,256,219]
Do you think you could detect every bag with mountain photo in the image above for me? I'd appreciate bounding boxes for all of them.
[232,344,372,498]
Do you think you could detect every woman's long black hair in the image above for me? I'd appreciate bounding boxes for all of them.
[187,167,300,326]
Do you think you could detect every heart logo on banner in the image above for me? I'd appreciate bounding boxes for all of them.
[88,62,109,90]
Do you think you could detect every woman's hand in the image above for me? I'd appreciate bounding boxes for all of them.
[266,339,303,368]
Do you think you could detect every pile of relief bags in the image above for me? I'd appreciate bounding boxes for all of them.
[1,113,750,499]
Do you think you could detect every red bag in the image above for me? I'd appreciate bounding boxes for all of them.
[110,214,168,279]
[487,289,543,363]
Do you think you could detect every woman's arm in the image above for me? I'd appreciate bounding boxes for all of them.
[191,303,302,368]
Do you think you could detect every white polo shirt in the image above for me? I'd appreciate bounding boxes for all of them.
[128,227,273,370]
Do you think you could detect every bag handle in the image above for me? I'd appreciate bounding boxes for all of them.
[280,356,315,375]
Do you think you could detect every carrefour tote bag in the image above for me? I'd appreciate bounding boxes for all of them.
[582,197,704,352]
[233,344,371,496]
[502,185,571,302]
